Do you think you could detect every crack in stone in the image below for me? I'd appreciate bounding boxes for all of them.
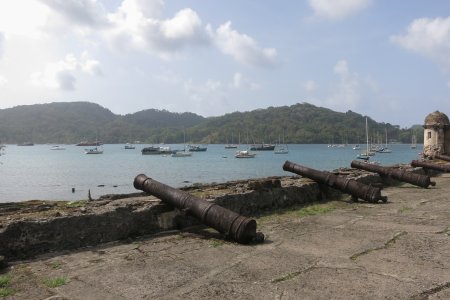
[365,271,415,283]
[350,231,408,261]
[435,227,450,235]
[271,265,316,283]
[411,281,450,299]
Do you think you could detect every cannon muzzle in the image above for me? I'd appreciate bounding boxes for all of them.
[134,174,263,244]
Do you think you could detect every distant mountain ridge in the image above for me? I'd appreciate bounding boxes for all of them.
[0,101,421,144]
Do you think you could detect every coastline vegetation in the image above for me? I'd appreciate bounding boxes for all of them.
[0,101,422,145]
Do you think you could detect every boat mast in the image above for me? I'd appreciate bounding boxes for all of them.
[365,117,369,154]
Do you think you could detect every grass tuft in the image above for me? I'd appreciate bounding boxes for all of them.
[398,206,412,213]
[258,202,338,225]
[66,200,87,208]
[43,277,67,288]
[50,262,62,269]
[0,275,14,297]
[0,287,14,297]
[0,276,9,288]
[210,239,223,248]
[295,204,335,217]
[272,271,300,283]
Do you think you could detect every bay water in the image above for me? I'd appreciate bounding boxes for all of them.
[0,144,422,202]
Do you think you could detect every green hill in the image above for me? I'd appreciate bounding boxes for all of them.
[191,103,421,144]
[0,101,422,144]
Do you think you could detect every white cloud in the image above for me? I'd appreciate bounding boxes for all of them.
[0,0,50,39]
[333,59,349,76]
[38,0,108,28]
[0,32,4,58]
[30,52,101,90]
[304,80,318,92]
[232,72,260,90]
[212,21,277,67]
[106,1,209,58]
[181,78,228,115]
[158,71,261,115]
[325,59,376,111]
[308,0,372,20]
[0,75,7,86]
[391,17,450,70]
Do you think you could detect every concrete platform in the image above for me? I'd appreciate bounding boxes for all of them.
[1,174,450,299]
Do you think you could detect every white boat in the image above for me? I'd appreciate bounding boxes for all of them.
[172,128,192,157]
[411,134,417,149]
[50,145,65,150]
[352,144,360,150]
[357,117,372,160]
[225,133,238,149]
[85,147,103,154]
[171,151,192,157]
[274,132,289,154]
[377,128,392,153]
[235,132,255,158]
[235,150,256,158]
[225,144,238,149]
[124,143,135,149]
[274,146,289,154]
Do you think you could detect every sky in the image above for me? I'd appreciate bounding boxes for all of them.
[0,0,450,127]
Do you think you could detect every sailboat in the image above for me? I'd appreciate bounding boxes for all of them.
[411,133,417,149]
[274,131,289,154]
[124,143,135,149]
[50,145,66,150]
[225,133,238,149]
[85,130,103,154]
[377,128,392,153]
[356,117,371,161]
[172,128,192,157]
[85,146,103,154]
[235,132,256,158]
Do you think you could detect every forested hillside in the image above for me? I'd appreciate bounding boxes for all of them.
[191,103,421,144]
[0,102,422,144]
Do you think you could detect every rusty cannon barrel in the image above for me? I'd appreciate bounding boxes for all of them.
[351,160,435,188]
[411,160,450,173]
[134,174,263,244]
[434,154,450,162]
[283,160,387,203]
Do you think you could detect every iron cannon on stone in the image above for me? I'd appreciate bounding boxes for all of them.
[350,160,435,189]
[283,160,387,203]
[411,160,450,173]
[434,154,450,162]
[133,174,264,244]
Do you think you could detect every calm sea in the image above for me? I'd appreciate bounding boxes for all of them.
[0,144,422,202]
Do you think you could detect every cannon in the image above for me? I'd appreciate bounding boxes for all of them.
[411,160,450,173]
[434,154,450,162]
[133,174,264,244]
[283,160,387,203]
[351,160,435,188]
